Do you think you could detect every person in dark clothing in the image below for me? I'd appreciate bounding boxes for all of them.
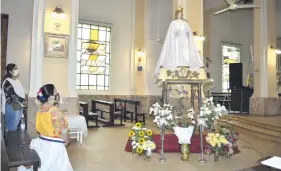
[1,63,26,131]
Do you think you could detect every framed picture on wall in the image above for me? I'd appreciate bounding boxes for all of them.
[44,33,69,58]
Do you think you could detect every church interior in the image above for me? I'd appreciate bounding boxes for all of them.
[1,0,281,170]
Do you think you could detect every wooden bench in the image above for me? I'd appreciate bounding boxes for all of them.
[2,131,41,171]
[1,114,40,171]
[92,100,124,127]
[211,92,231,110]
[123,99,146,124]
[114,98,125,117]
[79,101,99,128]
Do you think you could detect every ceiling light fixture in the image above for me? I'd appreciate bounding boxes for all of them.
[52,6,66,19]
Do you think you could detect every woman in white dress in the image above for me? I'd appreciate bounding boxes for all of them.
[18,84,73,171]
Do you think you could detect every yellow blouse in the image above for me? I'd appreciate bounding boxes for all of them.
[35,106,68,138]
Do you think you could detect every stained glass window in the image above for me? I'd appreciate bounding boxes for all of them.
[76,22,111,90]
[222,43,241,92]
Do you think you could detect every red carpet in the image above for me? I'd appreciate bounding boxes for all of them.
[125,134,206,153]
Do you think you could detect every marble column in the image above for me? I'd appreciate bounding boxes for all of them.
[28,0,46,137]
[250,0,280,116]
[29,0,45,97]
[68,0,79,98]
[134,0,145,95]
[63,0,79,115]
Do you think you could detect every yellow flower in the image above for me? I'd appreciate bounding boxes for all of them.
[215,133,220,137]
[135,122,142,128]
[128,131,134,137]
[146,129,152,136]
[136,147,143,154]
[138,138,145,145]
[138,131,144,137]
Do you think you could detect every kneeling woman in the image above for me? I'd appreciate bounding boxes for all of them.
[18,84,73,171]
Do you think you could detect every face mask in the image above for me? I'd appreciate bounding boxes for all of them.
[12,69,19,77]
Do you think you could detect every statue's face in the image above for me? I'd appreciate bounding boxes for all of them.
[177,12,183,19]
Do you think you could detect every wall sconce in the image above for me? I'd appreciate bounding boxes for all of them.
[193,31,205,41]
[137,49,144,71]
[52,7,66,19]
[271,46,281,54]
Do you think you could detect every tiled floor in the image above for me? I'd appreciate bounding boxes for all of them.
[67,118,281,171]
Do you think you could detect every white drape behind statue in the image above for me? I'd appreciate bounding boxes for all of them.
[154,19,203,76]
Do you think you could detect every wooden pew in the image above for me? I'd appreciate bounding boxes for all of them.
[1,115,40,171]
[79,101,99,128]
[123,99,146,124]
[211,92,231,110]
[92,100,124,127]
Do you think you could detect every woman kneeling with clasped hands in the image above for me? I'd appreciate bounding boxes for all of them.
[18,84,73,171]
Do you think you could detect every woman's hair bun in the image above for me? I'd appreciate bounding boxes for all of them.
[36,84,55,104]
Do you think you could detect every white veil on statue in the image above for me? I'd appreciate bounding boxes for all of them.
[154,7,203,76]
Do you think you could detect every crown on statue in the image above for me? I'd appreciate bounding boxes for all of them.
[176,6,183,13]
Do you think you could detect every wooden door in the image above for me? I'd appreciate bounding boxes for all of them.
[1,14,9,84]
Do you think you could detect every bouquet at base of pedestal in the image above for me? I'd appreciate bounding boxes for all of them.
[149,103,174,163]
[206,126,240,162]
[197,97,228,131]
[173,108,196,161]
[128,122,156,160]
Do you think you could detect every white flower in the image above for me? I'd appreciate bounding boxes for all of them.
[133,145,137,149]
[149,107,154,114]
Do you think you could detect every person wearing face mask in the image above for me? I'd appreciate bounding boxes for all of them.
[1,63,26,131]
[17,84,73,171]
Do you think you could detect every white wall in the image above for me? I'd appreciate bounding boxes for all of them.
[209,10,253,91]
[145,0,172,95]
[78,0,134,95]
[1,0,34,93]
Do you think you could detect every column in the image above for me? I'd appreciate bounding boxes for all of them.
[27,0,45,137]
[68,0,79,97]
[250,0,278,116]
[29,0,45,97]
[133,0,145,95]
[253,0,276,97]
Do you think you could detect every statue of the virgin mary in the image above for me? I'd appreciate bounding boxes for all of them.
[154,7,204,76]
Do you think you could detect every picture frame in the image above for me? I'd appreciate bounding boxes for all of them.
[44,33,69,58]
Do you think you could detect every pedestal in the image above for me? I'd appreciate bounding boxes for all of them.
[162,79,203,117]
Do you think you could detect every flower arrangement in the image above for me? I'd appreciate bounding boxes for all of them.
[217,127,240,157]
[128,122,156,155]
[206,127,240,158]
[174,108,196,127]
[149,103,174,128]
[205,132,229,156]
[197,97,227,130]
[173,108,196,145]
